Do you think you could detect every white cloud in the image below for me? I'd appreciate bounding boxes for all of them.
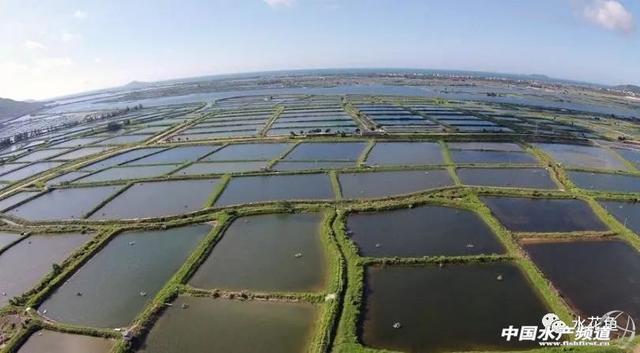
[581,0,635,33]
[73,10,88,19]
[263,0,296,8]
[60,30,82,43]
[24,40,46,50]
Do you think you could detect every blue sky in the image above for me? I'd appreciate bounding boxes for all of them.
[0,0,638,100]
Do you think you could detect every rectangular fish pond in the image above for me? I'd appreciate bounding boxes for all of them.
[346,206,504,257]
[457,168,558,189]
[214,174,334,207]
[89,179,219,219]
[189,213,327,292]
[15,330,114,353]
[365,142,444,166]
[600,200,640,235]
[0,233,89,307]
[339,170,453,199]
[38,224,211,327]
[203,143,292,161]
[284,142,366,161]
[450,150,538,165]
[361,263,548,352]
[523,239,640,324]
[481,196,609,233]
[567,171,640,193]
[535,143,629,171]
[138,296,318,353]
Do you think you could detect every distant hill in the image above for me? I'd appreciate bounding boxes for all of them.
[613,85,640,94]
[0,97,44,122]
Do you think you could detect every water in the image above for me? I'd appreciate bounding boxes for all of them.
[361,264,548,352]
[451,150,538,164]
[138,296,317,353]
[90,179,219,219]
[173,161,267,175]
[54,147,111,160]
[81,148,165,171]
[77,165,180,183]
[13,148,72,163]
[567,171,640,193]
[215,174,334,207]
[204,143,291,161]
[447,142,523,152]
[0,162,64,182]
[481,197,608,232]
[39,224,211,327]
[347,206,504,257]
[600,201,640,235]
[0,233,88,306]
[523,239,640,323]
[16,330,114,353]
[97,134,151,145]
[273,161,354,171]
[614,148,640,168]
[365,142,443,166]
[8,186,122,221]
[458,168,558,189]
[285,142,366,161]
[190,213,326,291]
[0,191,40,211]
[127,146,220,165]
[0,231,21,250]
[535,143,629,171]
[339,170,453,199]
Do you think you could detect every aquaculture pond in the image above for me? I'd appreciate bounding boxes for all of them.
[39,224,211,327]
[172,161,267,175]
[365,142,443,166]
[481,197,608,233]
[8,186,122,221]
[339,170,453,199]
[535,143,629,171]
[90,179,218,219]
[0,231,20,250]
[214,174,334,207]
[523,239,640,322]
[457,168,558,189]
[567,171,640,193]
[16,330,114,353]
[614,148,640,168]
[447,142,523,152]
[0,233,88,307]
[0,162,63,182]
[204,143,291,161]
[285,142,365,160]
[450,150,538,165]
[190,213,326,292]
[126,145,219,165]
[273,160,354,171]
[347,206,504,257]
[76,165,180,183]
[138,296,318,353]
[0,191,40,212]
[361,264,548,352]
[81,148,165,170]
[600,201,640,235]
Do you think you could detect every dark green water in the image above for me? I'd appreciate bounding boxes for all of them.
[523,239,640,324]
[600,200,640,235]
[340,170,453,199]
[39,224,210,327]
[458,168,557,189]
[482,197,608,233]
[16,330,114,353]
[138,296,317,353]
[365,142,443,165]
[8,186,122,220]
[362,264,548,352]
[190,213,326,292]
[90,179,219,219]
[0,233,88,307]
[215,174,334,207]
[347,206,504,257]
